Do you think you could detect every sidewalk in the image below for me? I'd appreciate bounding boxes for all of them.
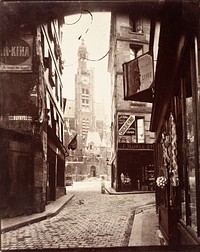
[104,186,160,246]
[1,193,74,233]
[128,204,160,246]
[1,188,161,246]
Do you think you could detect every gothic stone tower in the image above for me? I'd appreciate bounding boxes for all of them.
[75,39,95,159]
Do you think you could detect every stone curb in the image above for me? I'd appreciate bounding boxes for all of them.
[104,187,155,195]
[128,204,159,246]
[1,194,74,233]
[134,203,156,214]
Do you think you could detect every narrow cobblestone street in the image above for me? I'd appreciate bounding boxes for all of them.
[1,179,155,250]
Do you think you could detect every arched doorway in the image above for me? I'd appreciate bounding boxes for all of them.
[90,166,96,177]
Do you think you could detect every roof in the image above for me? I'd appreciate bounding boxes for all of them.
[0,1,164,33]
[100,138,107,148]
[85,131,101,147]
[64,100,75,118]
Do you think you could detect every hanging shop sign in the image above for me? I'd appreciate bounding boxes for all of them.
[0,36,33,72]
[118,114,135,136]
[123,52,153,101]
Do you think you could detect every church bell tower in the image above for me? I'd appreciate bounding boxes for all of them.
[75,39,95,154]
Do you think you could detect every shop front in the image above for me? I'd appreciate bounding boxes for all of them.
[114,110,155,192]
[150,3,200,245]
[117,143,154,192]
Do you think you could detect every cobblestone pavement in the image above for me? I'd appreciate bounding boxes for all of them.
[1,181,155,250]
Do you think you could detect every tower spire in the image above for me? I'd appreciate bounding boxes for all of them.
[77,39,88,71]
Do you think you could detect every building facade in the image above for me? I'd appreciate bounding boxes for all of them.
[0,17,66,217]
[108,12,155,192]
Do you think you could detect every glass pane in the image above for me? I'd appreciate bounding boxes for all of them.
[186,96,197,231]
[181,189,186,222]
[137,118,144,143]
[130,48,136,60]
[136,48,143,58]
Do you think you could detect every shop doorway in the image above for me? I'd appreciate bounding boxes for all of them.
[118,150,154,191]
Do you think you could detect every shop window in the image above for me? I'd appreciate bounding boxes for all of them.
[178,53,198,233]
[129,116,145,143]
[177,81,197,230]
[118,115,144,144]
[185,95,197,230]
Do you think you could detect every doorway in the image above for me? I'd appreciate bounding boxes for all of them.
[90,166,96,177]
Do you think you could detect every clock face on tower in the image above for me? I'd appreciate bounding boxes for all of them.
[81,75,89,84]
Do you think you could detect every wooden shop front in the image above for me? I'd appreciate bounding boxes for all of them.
[150,2,200,245]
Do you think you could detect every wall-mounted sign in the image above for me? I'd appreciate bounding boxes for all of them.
[8,115,32,121]
[118,114,135,136]
[0,115,32,133]
[118,143,154,150]
[0,36,33,72]
[123,52,153,101]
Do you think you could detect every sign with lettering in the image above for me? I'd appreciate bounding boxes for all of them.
[123,52,153,100]
[118,114,135,136]
[8,115,32,121]
[0,36,33,72]
[138,54,153,91]
[118,143,154,150]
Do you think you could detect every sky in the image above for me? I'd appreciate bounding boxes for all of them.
[62,12,111,116]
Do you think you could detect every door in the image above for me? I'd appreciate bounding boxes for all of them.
[90,166,96,177]
[47,147,56,201]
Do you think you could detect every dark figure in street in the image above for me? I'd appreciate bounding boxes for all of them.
[101,176,106,194]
